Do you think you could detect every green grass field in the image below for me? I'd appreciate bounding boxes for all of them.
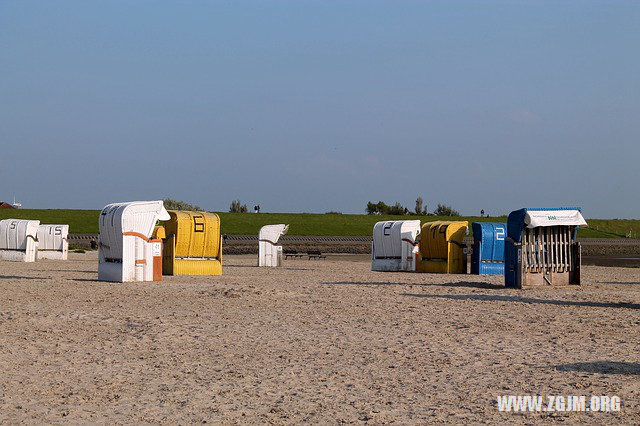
[0,209,102,234]
[1,209,639,238]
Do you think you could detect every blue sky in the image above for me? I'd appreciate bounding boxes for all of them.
[1,1,638,218]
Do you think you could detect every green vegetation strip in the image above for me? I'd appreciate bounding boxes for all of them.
[1,209,638,238]
[0,209,102,234]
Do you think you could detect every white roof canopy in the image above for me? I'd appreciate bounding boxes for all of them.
[524,210,587,228]
[258,224,289,244]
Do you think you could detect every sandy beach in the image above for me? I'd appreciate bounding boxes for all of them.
[1,253,638,423]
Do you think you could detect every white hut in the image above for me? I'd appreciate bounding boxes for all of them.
[36,224,69,260]
[371,220,421,272]
[258,224,289,267]
[98,200,169,282]
[0,219,40,262]
[505,208,588,288]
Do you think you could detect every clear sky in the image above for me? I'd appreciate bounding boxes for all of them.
[1,1,638,218]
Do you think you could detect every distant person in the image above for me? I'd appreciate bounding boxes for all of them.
[480,209,485,217]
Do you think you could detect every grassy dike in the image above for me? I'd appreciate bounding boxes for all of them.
[1,209,639,238]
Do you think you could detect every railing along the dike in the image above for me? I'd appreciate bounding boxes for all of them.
[69,234,640,247]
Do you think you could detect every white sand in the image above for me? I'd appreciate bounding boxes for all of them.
[0,253,638,423]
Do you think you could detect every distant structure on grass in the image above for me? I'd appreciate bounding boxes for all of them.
[0,201,15,209]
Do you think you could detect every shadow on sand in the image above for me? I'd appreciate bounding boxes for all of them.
[0,275,42,280]
[224,265,311,271]
[323,281,504,290]
[555,361,640,376]
[400,293,640,309]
